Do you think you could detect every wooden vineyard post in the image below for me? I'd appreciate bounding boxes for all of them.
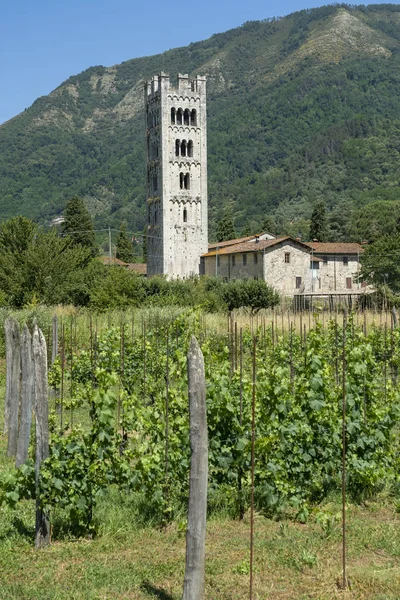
[5,318,21,457]
[33,324,50,549]
[16,325,34,467]
[183,336,208,600]
[51,315,58,364]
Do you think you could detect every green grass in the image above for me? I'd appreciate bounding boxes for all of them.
[0,487,399,599]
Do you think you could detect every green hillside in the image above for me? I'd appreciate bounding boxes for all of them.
[1,3,400,239]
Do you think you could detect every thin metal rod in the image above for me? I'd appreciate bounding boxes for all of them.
[341,314,347,590]
[250,336,256,600]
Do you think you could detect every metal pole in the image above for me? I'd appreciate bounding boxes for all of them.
[250,336,256,600]
[341,313,347,590]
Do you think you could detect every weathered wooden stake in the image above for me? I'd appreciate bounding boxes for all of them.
[16,325,33,467]
[33,325,50,549]
[183,336,208,600]
[51,315,58,364]
[5,318,21,456]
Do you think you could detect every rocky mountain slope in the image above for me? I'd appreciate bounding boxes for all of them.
[1,3,400,238]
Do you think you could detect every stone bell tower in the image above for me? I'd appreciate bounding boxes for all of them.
[144,73,208,277]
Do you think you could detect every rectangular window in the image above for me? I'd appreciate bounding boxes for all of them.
[254,253,258,265]
[346,277,352,290]
[296,277,302,289]
[217,255,220,267]
[243,254,247,266]
[231,254,235,267]
[343,256,349,265]
[323,256,328,265]
[285,252,290,264]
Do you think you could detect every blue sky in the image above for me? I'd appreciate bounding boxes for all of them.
[1,0,398,124]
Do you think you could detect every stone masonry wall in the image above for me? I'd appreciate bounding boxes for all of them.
[263,241,313,295]
[145,73,208,278]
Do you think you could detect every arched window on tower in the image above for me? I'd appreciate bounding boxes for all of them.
[179,172,184,189]
[183,207,187,223]
[181,140,187,157]
[190,109,197,126]
[184,109,190,126]
[175,139,180,157]
[177,108,183,125]
[184,173,190,190]
[171,108,176,124]
[188,140,193,157]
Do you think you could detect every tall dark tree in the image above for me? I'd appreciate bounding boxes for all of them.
[261,215,276,234]
[309,201,329,242]
[216,210,236,242]
[241,223,252,237]
[142,226,147,262]
[62,196,97,257]
[116,223,134,263]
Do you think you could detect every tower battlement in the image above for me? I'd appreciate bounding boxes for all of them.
[145,73,206,98]
[144,73,208,278]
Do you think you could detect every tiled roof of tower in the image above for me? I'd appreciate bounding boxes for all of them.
[305,242,364,254]
[202,236,320,257]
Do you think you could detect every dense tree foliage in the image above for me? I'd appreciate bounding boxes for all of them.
[349,200,400,243]
[0,217,93,307]
[116,223,134,263]
[221,279,280,314]
[1,5,400,239]
[310,201,329,242]
[62,197,98,257]
[216,209,236,242]
[360,234,400,294]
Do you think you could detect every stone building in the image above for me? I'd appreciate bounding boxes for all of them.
[304,242,365,293]
[144,73,208,278]
[201,236,368,297]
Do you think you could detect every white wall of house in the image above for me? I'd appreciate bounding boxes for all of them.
[314,255,361,292]
[263,241,313,295]
[204,252,263,279]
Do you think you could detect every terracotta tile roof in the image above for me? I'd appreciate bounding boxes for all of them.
[99,257,147,274]
[202,236,318,258]
[208,232,274,250]
[208,235,255,250]
[99,256,130,266]
[305,242,364,254]
[127,263,147,275]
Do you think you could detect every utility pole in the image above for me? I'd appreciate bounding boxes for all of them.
[109,228,112,263]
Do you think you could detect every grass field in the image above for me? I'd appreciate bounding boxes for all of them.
[0,484,399,599]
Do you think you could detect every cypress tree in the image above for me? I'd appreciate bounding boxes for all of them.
[309,200,329,242]
[116,223,134,263]
[62,196,97,257]
[216,210,236,242]
[261,215,276,234]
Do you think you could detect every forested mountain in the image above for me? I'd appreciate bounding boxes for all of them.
[1,3,400,239]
